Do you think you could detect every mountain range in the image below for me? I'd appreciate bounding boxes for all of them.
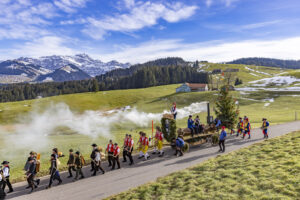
[0,54,130,84]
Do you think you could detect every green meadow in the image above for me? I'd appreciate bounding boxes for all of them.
[107,131,300,200]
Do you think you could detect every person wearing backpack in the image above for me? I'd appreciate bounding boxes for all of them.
[26,157,37,193]
[261,118,270,139]
[24,152,40,189]
[74,151,85,180]
[46,154,62,189]
[67,149,76,178]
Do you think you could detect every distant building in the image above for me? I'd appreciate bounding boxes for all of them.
[176,83,208,93]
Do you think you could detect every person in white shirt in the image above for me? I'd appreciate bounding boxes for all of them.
[1,161,13,193]
[92,149,105,176]
[171,102,177,119]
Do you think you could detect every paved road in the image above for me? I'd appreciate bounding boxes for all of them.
[6,121,300,200]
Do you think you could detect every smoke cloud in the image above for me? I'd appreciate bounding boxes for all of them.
[3,102,208,150]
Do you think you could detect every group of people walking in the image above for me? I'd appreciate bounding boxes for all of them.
[0,110,271,198]
[216,116,270,153]
[0,126,166,197]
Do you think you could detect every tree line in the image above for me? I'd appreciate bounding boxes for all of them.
[0,64,208,103]
[228,57,300,69]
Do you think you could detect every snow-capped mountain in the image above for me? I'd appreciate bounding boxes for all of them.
[0,60,51,83]
[17,54,131,77]
[36,64,91,82]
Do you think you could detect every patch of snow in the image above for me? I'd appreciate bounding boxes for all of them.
[245,66,271,76]
[61,65,78,73]
[249,76,300,87]
[250,73,259,77]
[43,77,53,82]
[239,91,249,95]
[236,87,300,92]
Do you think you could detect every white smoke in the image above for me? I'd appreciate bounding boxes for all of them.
[4,102,208,149]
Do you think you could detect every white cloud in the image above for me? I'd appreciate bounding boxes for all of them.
[4,36,77,59]
[54,0,90,13]
[98,37,300,63]
[0,1,57,40]
[205,20,282,32]
[83,1,198,39]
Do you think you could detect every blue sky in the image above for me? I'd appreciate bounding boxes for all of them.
[1,0,300,63]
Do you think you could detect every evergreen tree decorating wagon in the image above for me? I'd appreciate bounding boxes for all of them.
[161,114,176,142]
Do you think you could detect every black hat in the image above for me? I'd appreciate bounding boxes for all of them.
[52,148,58,153]
[129,134,132,137]
[28,157,34,162]
[262,118,267,121]
[1,161,9,165]
[69,149,73,152]
[91,143,97,147]
[189,115,192,118]
[75,151,80,155]
[114,143,118,145]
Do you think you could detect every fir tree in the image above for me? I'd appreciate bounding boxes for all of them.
[91,79,99,92]
[214,85,238,129]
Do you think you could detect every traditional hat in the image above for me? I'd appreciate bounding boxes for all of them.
[91,143,97,147]
[1,161,9,165]
[69,149,73,152]
[262,118,267,121]
[75,151,80,155]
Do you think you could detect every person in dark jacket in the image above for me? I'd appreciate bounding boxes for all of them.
[46,154,62,189]
[24,152,40,189]
[26,157,36,193]
[174,136,184,156]
[74,151,85,180]
[187,115,195,137]
[90,144,97,172]
[219,126,227,153]
[67,149,76,178]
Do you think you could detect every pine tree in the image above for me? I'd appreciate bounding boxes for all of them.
[91,79,99,92]
[214,84,238,129]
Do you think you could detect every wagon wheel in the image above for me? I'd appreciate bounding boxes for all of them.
[183,143,190,153]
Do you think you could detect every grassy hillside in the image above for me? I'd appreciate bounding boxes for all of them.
[0,84,180,124]
[107,131,300,200]
[199,63,290,86]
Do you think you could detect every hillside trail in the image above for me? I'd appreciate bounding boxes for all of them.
[7,121,300,200]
